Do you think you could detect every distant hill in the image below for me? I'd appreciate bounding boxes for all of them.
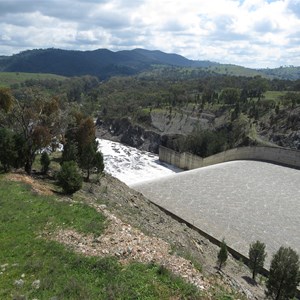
[0,48,217,80]
[0,48,299,80]
[259,66,300,80]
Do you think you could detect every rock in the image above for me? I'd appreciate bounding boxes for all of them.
[13,295,26,300]
[1,263,9,269]
[93,237,101,243]
[114,251,121,257]
[32,279,40,289]
[14,279,25,288]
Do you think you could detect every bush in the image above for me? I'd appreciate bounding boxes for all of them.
[217,239,228,270]
[0,127,17,172]
[61,142,78,164]
[40,151,50,174]
[185,129,226,157]
[57,161,83,194]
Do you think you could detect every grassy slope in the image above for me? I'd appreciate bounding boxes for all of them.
[205,65,265,78]
[0,176,202,300]
[0,72,67,87]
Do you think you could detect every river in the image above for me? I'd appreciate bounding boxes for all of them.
[97,138,182,186]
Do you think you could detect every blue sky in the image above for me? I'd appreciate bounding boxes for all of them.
[0,0,299,68]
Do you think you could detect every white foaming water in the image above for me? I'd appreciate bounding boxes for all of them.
[96,138,182,186]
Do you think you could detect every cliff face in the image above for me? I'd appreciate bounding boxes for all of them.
[96,108,218,153]
[268,107,300,150]
[96,105,300,154]
[96,117,162,153]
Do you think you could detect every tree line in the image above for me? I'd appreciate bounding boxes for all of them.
[5,71,300,124]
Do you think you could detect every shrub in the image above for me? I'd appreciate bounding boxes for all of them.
[40,151,50,174]
[218,239,228,270]
[0,127,17,172]
[57,161,83,194]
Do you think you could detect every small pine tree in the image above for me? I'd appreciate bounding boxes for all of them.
[249,240,267,280]
[40,151,50,174]
[266,246,300,300]
[218,239,228,270]
[79,142,96,181]
[61,142,78,164]
[94,151,104,175]
[79,141,105,181]
[57,161,83,194]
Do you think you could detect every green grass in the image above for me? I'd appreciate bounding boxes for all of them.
[264,91,285,102]
[0,72,67,87]
[0,177,203,299]
[206,65,264,78]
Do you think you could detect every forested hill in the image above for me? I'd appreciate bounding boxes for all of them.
[0,48,299,80]
[0,48,217,80]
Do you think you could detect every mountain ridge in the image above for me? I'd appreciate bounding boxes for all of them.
[0,47,299,80]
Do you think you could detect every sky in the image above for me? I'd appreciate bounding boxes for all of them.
[0,0,299,68]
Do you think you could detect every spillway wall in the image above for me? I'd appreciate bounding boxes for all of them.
[159,146,300,170]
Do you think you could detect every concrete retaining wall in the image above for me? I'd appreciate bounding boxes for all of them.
[159,146,300,170]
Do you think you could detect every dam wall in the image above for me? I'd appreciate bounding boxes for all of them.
[159,145,300,170]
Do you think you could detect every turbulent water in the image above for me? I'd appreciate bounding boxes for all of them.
[96,138,182,186]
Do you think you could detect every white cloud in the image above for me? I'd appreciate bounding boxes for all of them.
[0,0,299,67]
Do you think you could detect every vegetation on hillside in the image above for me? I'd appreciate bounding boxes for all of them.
[94,71,299,153]
[0,69,299,299]
[0,178,204,300]
[1,69,299,161]
[0,82,104,191]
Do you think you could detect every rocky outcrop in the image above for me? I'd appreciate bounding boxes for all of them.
[97,104,300,155]
[271,130,300,150]
[97,117,166,153]
[259,106,300,150]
